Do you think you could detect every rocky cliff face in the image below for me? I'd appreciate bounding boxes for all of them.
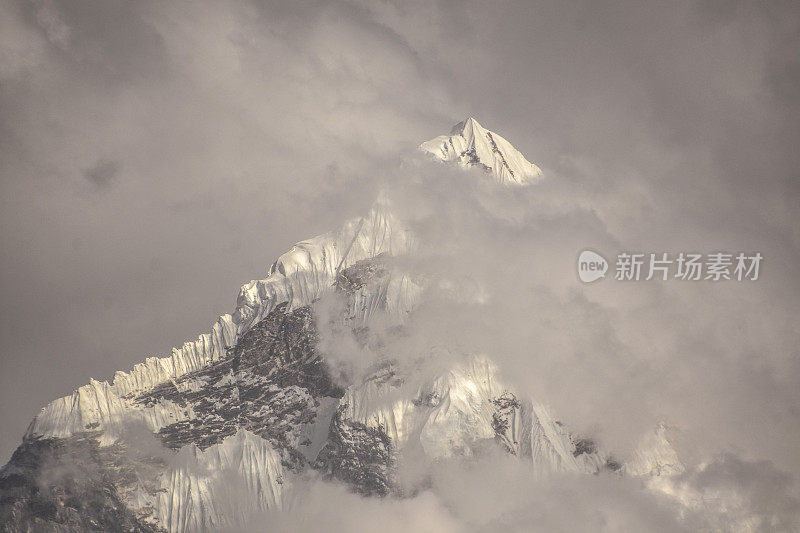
[0,434,164,532]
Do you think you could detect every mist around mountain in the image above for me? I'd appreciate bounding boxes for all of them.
[1,119,798,532]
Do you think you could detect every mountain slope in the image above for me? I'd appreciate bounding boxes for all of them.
[1,120,673,533]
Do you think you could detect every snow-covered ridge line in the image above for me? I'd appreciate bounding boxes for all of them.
[419,117,543,185]
[25,117,534,441]
[27,197,413,440]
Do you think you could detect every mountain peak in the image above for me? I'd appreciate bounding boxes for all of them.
[449,116,482,135]
[420,118,543,185]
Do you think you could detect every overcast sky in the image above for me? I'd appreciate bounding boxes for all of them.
[1,0,799,526]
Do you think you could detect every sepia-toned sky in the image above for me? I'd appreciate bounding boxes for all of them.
[1,0,799,527]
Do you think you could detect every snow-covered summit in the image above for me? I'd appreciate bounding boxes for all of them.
[0,119,687,533]
[419,117,543,185]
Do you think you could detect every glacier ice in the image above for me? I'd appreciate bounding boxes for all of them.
[152,430,284,532]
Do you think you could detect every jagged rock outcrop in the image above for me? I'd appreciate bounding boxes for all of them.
[0,434,164,532]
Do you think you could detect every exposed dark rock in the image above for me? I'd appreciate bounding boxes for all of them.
[486,131,515,177]
[573,438,598,457]
[0,434,164,533]
[0,301,348,531]
[335,254,388,293]
[605,457,623,472]
[491,392,521,453]
[134,303,343,469]
[314,405,395,497]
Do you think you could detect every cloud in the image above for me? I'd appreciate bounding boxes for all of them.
[233,453,696,533]
[83,158,121,189]
[230,478,461,533]
[239,451,800,532]
[313,156,800,467]
[304,151,800,527]
[674,453,800,531]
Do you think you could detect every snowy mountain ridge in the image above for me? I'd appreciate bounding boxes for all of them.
[25,195,414,442]
[24,117,536,444]
[1,120,681,533]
